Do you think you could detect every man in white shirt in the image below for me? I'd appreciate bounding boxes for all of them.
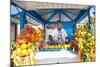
[45,20,68,45]
[56,20,68,44]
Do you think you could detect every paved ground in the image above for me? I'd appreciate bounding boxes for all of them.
[34,51,80,65]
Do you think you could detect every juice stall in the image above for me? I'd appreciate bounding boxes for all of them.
[10,1,96,66]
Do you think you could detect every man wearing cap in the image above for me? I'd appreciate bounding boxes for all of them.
[56,20,68,44]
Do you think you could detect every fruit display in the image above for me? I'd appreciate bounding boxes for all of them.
[39,44,71,49]
[11,24,44,66]
[74,23,95,62]
[38,34,70,50]
[17,24,44,44]
[11,42,36,66]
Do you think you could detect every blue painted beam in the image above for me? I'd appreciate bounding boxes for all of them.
[27,10,45,23]
[11,2,25,11]
[59,11,61,21]
[26,11,45,24]
[26,13,42,24]
[45,21,72,24]
[77,11,88,23]
[73,21,76,33]
[87,9,91,29]
[14,5,22,15]
[62,11,73,21]
[37,8,88,10]
[75,10,87,22]
[20,11,27,32]
[47,11,57,21]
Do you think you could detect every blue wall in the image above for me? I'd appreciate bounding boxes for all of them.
[61,22,74,42]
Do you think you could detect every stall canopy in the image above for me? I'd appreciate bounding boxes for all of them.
[11,1,93,41]
[11,1,92,23]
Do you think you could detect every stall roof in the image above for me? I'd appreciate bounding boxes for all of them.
[12,1,90,10]
[11,1,92,24]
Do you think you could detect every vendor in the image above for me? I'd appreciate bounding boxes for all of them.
[56,20,68,44]
[47,35,58,45]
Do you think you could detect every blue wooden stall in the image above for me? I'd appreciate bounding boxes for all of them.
[11,2,95,52]
[11,2,94,42]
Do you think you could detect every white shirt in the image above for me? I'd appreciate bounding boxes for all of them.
[58,28,67,44]
[45,27,67,44]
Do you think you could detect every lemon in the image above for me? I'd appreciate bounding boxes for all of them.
[57,45,60,49]
[21,50,28,55]
[64,45,68,48]
[54,45,57,49]
[52,45,55,49]
[50,45,53,49]
[44,45,48,49]
[48,45,51,49]
[16,48,21,54]
[89,43,93,46]
[20,43,28,50]
[61,45,64,48]
[58,45,60,49]
[12,50,17,57]
[59,45,62,48]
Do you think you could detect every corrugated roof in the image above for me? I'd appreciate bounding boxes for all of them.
[12,1,90,10]
[11,1,91,24]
